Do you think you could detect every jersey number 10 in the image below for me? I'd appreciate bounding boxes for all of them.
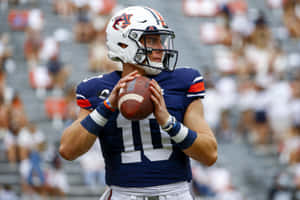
[117,114,173,164]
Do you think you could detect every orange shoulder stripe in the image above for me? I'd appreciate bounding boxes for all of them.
[77,99,91,108]
[188,82,205,93]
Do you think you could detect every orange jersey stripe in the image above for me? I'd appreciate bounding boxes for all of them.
[77,99,91,108]
[188,82,205,93]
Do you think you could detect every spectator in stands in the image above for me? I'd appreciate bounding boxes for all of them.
[88,32,119,72]
[53,0,75,17]
[0,89,23,165]
[39,37,59,62]
[0,184,19,200]
[27,9,44,33]
[230,8,254,39]
[0,90,9,140]
[267,73,292,144]
[202,72,222,134]
[208,167,244,199]
[289,71,300,125]
[0,58,15,109]
[216,5,233,46]
[18,122,46,197]
[46,55,71,93]
[215,65,238,141]
[3,107,26,165]
[277,72,300,159]
[79,142,105,191]
[24,29,43,65]
[192,163,244,199]
[44,153,69,198]
[244,12,274,76]
[11,91,24,112]
[268,171,294,200]
[250,77,274,149]
[289,144,300,165]
[236,77,256,140]
[73,0,95,43]
[267,0,284,9]
[24,9,44,66]
[0,33,12,73]
[191,162,216,197]
[36,36,70,94]
[283,0,300,38]
[279,121,300,164]
[269,141,300,200]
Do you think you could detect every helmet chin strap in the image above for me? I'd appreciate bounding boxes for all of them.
[132,49,165,75]
[149,61,163,69]
[135,62,162,75]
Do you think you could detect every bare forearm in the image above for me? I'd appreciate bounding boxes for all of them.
[182,99,218,166]
[184,133,217,166]
[60,118,96,160]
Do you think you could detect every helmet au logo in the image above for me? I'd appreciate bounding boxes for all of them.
[113,13,133,30]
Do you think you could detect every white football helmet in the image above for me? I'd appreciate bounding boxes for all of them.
[106,6,178,75]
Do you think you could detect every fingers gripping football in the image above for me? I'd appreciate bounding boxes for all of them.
[108,71,140,109]
[149,79,170,126]
[118,76,154,120]
[113,73,170,124]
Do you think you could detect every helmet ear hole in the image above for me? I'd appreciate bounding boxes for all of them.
[118,43,128,48]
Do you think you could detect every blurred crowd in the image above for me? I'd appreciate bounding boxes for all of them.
[184,0,300,199]
[0,0,300,199]
[0,0,119,199]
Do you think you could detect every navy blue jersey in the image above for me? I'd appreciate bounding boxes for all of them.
[76,68,205,187]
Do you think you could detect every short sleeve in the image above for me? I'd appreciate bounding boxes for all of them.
[75,76,104,110]
[186,69,206,99]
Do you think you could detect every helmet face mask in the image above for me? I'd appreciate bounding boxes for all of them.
[106,6,178,75]
[131,29,178,73]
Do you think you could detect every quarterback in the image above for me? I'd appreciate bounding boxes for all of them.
[59,6,217,200]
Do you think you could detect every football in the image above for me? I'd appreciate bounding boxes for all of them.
[118,76,154,120]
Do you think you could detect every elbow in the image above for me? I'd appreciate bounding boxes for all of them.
[59,144,77,161]
[205,151,218,166]
[202,143,218,166]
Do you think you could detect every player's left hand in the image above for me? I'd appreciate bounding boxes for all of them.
[149,79,170,126]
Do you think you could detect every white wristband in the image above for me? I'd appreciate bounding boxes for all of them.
[90,109,108,127]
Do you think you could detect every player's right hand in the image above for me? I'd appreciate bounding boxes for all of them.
[107,70,140,109]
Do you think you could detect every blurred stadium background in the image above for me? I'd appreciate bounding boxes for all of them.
[0,0,300,199]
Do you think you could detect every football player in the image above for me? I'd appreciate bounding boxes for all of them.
[59,6,218,200]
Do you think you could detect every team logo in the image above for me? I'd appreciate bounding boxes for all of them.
[98,89,110,99]
[112,13,133,30]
